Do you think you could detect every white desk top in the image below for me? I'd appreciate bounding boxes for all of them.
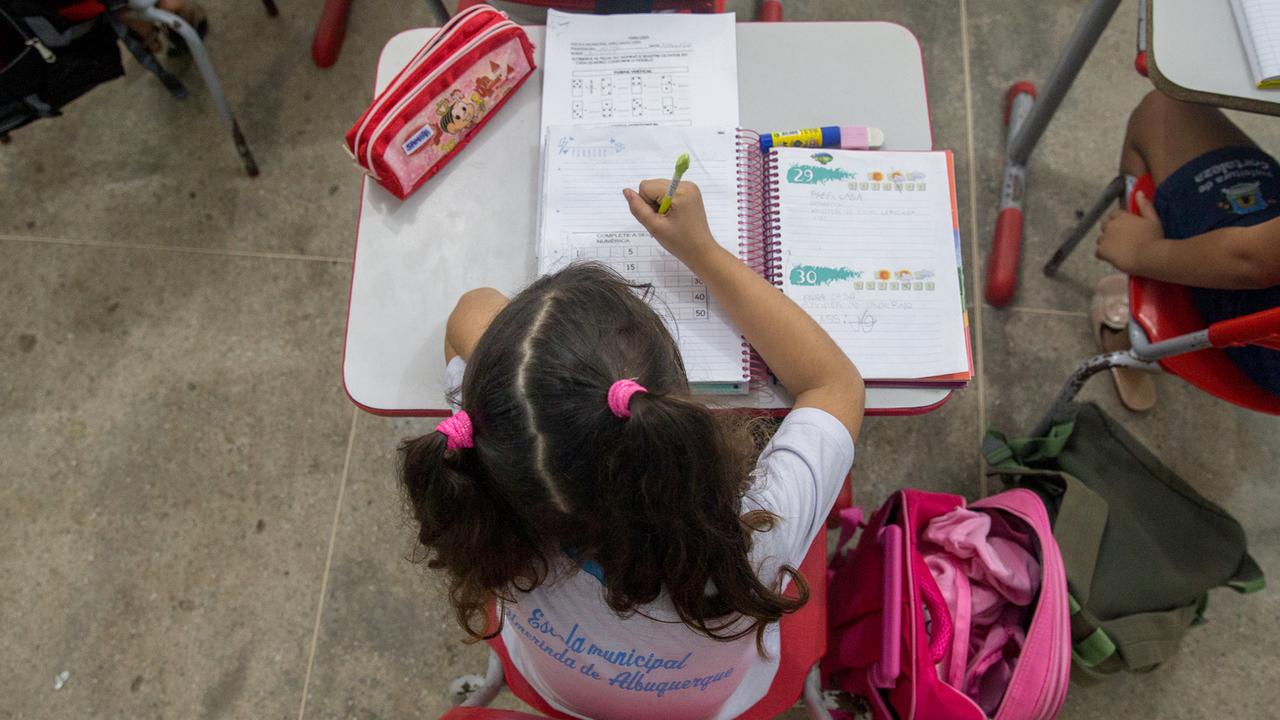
[1149,0,1280,116]
[344,22,955,416]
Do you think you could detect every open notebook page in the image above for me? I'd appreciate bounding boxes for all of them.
[772,147,968,381]
[539,125,747,385]
[1232,0,1280,88]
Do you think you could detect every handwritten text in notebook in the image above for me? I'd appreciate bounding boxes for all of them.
[539,126,747,384]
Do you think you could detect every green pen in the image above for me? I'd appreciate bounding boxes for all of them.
[657,153,690,215]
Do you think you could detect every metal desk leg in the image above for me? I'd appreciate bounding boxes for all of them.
[984,0,1123,307]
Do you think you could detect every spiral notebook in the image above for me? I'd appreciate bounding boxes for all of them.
[1230,0,1280,89]
[537,125,972,392]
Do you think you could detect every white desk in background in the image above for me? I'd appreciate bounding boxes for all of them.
[1149,0,1280,117]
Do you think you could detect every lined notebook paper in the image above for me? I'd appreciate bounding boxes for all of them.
[1231,0,1280,89]
[538,125,749,385]
[770,147,970,382]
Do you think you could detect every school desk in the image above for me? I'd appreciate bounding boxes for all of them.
[343,22,956,417]
[1147,0,1280,117]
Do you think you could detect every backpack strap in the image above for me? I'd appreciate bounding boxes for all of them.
[1228,553,1266,594]
[19,15,98,47]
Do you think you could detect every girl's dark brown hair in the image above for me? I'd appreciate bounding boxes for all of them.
[399,263,807,649]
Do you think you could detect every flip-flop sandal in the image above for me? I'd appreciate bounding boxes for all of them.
[1091,274,1156,412]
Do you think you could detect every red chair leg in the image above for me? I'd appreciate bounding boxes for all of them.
[758,0,782,21]
[312,0,353,68]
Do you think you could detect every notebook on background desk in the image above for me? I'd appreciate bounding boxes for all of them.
[538,125,972,398]
[1230,0,1280,89]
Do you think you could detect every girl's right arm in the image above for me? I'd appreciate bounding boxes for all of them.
[625,181,864,439]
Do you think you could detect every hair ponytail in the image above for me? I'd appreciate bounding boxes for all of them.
[399,429,549,640]
[598,391,809,650]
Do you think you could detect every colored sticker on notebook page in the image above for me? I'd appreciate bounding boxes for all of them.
[786,164,856,185]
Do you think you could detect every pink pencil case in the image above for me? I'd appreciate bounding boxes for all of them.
[344,4,536,200]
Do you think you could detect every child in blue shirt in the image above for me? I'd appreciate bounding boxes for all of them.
[1096,91,1280,402]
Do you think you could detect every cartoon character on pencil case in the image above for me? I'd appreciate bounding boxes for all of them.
[439,89,486,134]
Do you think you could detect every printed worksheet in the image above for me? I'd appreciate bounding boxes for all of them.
[540,10,740,139]
[538,125,747,385]
[772,147,969,381]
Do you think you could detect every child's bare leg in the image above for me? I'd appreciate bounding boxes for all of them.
[1121,90,1255,184]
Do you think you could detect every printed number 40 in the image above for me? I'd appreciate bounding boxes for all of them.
[788,167,815,184]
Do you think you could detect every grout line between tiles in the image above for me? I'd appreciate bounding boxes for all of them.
[1003,306,1089,318]
[0,233,348,265]
[959,0,987,497]
[296,408,359,720]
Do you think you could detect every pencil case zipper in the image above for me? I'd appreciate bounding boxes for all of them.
[348,3,497,158]
[361,19,520,181]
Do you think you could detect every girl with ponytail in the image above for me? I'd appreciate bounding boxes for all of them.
[400,180,864,719]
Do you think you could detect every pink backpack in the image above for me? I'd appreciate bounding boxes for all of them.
[823,489,1071,720]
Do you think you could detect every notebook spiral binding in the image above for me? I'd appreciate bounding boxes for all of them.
[736,130,781,386]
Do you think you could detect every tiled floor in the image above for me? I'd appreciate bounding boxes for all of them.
[2,1,1278,718]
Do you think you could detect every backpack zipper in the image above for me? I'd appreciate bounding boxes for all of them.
[364,20,519,180]
[1,7,56,65]
[350,4,498,158]
[28,37,55,63]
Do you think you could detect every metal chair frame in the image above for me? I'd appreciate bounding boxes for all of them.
[126,0,262,175]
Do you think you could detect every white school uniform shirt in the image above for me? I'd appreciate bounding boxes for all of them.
[445,356,854,719]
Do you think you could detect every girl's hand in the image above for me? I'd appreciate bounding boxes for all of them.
[1096,194,1164,274]
[624,180,720,263]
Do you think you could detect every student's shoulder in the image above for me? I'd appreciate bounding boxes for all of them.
[761,407,855,464]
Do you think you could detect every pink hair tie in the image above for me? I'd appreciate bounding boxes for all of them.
[607,379,647,419]
[436,411,474,451]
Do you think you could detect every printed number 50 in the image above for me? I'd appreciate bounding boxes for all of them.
[788,167,815,184]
